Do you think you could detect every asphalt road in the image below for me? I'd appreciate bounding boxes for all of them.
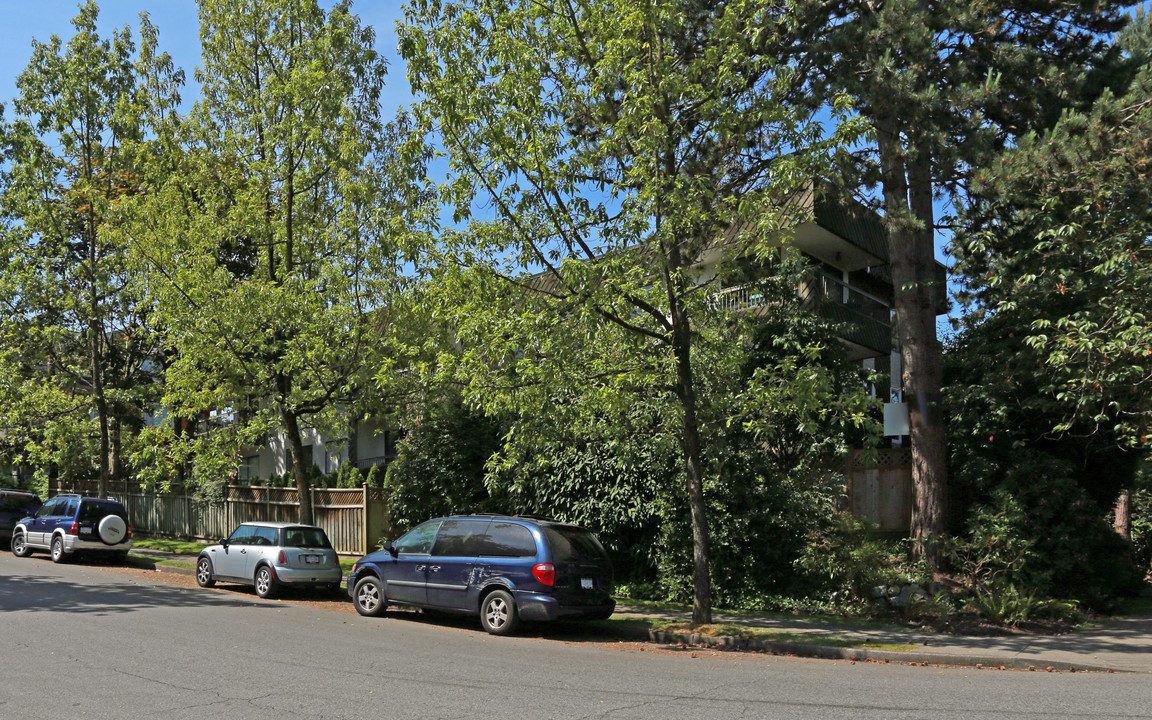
[2,552,1151,720]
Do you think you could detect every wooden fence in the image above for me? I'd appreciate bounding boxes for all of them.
[845,448,913,535]
[47,481,391,555]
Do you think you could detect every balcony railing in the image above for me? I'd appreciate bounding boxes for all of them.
[712,273,891,323]
[712,272,893,355]
[799,272,892,325]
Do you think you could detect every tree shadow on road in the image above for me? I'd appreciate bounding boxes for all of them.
[0,558,278,615]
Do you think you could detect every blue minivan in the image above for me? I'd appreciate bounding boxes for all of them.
[347,515,615,635]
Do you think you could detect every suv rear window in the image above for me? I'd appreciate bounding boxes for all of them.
[541,526,608,562]
[78,500,128,522]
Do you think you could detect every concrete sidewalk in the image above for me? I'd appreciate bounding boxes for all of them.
[126,548,1152,673]
[612,604,1152,673]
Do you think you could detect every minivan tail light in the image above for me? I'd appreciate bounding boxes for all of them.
[68,522,79,536]
[532,563,555,586]
[126,526,132,541]
[277,550,287,565]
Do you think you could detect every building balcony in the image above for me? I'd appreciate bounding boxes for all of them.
[714,271,892,359]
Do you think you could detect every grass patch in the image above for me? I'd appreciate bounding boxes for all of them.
[131,538,212,555]
[126,554,194,570]
[649,620,916,652]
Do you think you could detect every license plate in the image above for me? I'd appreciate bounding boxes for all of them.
[80,527,93,535]
[304,555,320,564]
[580,578,593,590]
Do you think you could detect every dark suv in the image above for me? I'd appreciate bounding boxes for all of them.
[347,515,615,635]
[1,489,42,545]
[11,494,133,563]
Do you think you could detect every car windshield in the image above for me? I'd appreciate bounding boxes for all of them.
[283,527,331,548]
[541,526,608,563]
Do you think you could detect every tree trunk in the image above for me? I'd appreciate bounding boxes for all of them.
[876,120,949,569]
[282,407,315,525]
[677,347,712,627]
[1114,487,1131,542]
[666,248,711,625]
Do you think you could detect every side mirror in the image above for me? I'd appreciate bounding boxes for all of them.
[383,541,398,557]
[219,538,229,548]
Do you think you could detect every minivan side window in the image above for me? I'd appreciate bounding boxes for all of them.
[38,498,62,517]
[394,521,441,554]
[479,522,537,558]
[63,498,79,517]
[431,520,490,557]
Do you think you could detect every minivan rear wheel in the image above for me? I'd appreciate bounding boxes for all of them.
[480,589,519,636]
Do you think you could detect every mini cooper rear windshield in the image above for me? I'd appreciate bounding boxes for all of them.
[283,527,331,548]
[542,526,608,563]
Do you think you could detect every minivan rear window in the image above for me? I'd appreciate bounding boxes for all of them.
[479,522,537,558]
[0,493,39,512]
[541,526,608,563]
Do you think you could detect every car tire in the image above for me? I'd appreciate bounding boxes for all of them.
[480,589,519,636]
[353,575,387,617]
[196,557,216,587]
[11,531,32,557]
[254,565,277,599]
[51,536,66,564]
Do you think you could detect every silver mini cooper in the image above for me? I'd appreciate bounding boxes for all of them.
[196,521,342,598]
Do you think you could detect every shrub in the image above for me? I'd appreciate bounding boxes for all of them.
[794,512,923,605]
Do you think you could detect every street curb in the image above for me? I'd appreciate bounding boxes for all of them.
[645,629,1129,673]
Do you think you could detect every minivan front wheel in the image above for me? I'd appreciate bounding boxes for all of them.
[353,576,387,617]
[480,589,519,636]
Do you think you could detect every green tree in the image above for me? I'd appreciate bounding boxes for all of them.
[117,0,416,522]
[785,0,1137,565]
[400,0,870,623]
[953,13,1152,457]
[945,14,1152,594]
[0,3,181,495]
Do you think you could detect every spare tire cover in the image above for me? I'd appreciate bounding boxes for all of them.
[97,514,127,545]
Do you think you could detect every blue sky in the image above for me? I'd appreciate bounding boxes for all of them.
[0,1,415,118]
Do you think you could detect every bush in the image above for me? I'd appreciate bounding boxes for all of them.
[794,512,923,605]
[948,474,1142,612]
